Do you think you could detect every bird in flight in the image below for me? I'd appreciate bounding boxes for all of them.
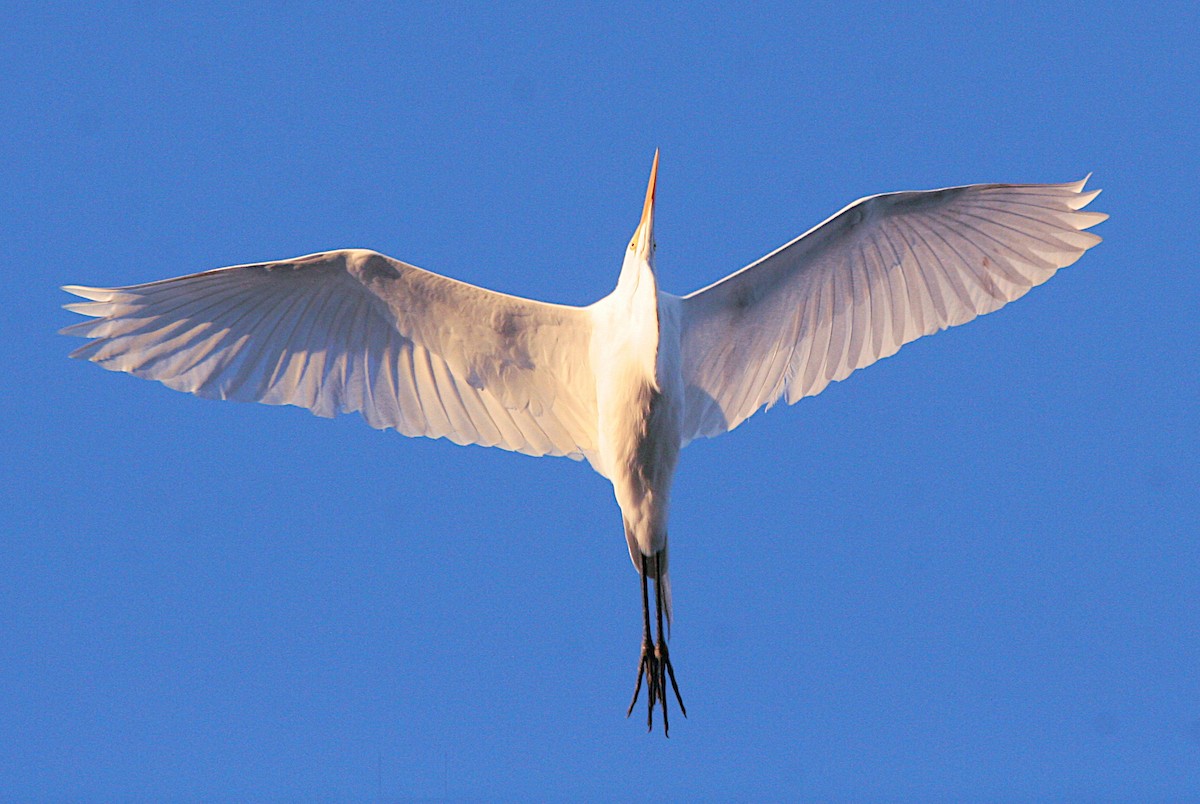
[63,152,1105,735]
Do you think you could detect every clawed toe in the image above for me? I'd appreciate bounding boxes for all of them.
[660,640,686,718]
[627,638,652,723]
[627,636,686,735]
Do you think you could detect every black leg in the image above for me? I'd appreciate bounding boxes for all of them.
[627,551,685,736]
[653,553,686,723]
[626,554,654,729]
[653,556,670,733]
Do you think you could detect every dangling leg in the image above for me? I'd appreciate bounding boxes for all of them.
[627,553,657,730]
[654,551,686,728]
[627,551,685,735]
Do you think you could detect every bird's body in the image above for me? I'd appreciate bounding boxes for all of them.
[593,275,679,579]
[63,152,1106,735]
[592,156,681,613]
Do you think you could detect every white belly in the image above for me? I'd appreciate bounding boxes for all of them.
[592,292,684,562]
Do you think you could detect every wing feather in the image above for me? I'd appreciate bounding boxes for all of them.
[679,178,1105,442]
[825,248,851,382]
[63,249,598,462]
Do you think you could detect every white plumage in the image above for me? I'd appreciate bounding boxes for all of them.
[63,152,1105,734]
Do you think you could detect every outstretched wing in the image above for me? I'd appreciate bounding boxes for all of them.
[63,249,598,462]
[679,178,1106,442]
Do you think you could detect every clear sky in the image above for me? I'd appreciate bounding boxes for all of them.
[3,1,1198,799]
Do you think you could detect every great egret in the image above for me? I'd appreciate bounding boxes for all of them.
[62,152,1105,735]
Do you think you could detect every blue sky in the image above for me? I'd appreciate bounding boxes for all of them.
[3,1,1198,798]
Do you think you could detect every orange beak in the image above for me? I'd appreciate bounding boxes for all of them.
[632,149,658,259]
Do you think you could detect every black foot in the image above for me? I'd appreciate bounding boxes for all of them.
[627,635,686,735]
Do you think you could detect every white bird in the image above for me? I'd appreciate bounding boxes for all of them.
[62,152,1105,734]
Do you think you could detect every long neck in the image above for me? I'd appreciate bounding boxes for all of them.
[614,250,656,301]
[608,254,661,381]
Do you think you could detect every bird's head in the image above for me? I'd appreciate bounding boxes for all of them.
[627,149,658,267]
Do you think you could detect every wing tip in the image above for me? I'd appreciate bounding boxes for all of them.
[62,284,118,302]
